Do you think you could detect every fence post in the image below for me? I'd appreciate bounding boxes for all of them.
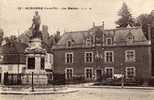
[32,72,34,92]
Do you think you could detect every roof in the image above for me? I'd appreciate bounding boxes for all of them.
[57,31,89,45]
[104,27,146,42]
[54,26,148,48]
[0,42,28,64]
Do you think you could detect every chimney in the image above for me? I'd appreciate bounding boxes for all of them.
[102,21,104,29]
[148,24,151,41]
[93,22,95,27]
[56,30,60,37]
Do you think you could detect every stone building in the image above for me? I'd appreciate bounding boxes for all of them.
[0,41,53,85]
[53,25,151,82]
[0,42,28,84]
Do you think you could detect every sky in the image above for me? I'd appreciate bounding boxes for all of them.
[0,0,154,36]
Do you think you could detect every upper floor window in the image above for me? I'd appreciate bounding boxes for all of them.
[126,67,136,79]
[127,32,134,42]
[86,38,92,46]
[128,36,134,41]
[85,52,93,63]
[125,50,136,62]
[106,37,112,45]
[104,51,114,63]
[45,54,53,64]
[66,40,72,47]
[65,52,73,64]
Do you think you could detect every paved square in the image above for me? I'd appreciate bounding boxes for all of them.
[1,88,154,100]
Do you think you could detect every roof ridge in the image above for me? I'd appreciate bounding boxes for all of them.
[65,30,88,34]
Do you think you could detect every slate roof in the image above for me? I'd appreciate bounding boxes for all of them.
[55,26,148,47]
[0,42,28,64]
[57,31,89,45]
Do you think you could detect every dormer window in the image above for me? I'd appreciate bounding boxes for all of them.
[106,37,112,45]
[86,38,91,46]
[128,35,134,41]
[127,31,134,42]
[67,40,72,47]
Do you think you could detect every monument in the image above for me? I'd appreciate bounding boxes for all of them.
[23,11,48,85]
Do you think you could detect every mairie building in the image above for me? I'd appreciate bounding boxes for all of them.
[52,24,151,83]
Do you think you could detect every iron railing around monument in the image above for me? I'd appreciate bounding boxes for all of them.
[3,72,53,86]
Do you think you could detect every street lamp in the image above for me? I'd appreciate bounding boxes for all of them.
[120,63,124,88]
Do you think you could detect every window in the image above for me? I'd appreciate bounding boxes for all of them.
[85,67,93,80]
[126,67,136,79]
[65,68,73,80]
[22,67,26,73]
[125,50,136,62]
[41,57,45,70]
[127,33,134,41]
[106,37,112,45]
[27,57,35,69]
[105,67,114,78]
[67,40,72,47]
[49,54,53,64]
[8,65,13,71]
[85,52,93,63]
[65,52,73,64]
[0,67,2,73]
[104,51,114,63]
[0,67,1,83]
[128,36,134,41]
[0,56,3,62]
[45,54,53,64]
[86,38,91,46]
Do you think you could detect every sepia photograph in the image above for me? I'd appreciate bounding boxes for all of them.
[0,0,154,100]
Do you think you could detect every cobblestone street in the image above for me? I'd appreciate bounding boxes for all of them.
[1,87,154,100]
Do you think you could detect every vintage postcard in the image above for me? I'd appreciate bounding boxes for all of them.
[0,0,154,100]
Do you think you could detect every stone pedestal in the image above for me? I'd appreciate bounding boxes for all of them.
[23,38,48,85]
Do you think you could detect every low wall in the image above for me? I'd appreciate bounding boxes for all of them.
[22,73,48,85]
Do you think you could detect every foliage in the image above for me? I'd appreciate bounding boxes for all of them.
[3,35,17,46]
[136,12,154,39]
[0,28,4,45]
[115,2,135,28]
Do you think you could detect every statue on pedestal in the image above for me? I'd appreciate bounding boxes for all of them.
[31,11,42,39]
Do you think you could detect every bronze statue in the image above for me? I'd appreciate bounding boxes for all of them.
[31,11,42,39]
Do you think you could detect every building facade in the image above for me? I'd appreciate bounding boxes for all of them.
[53,25,151,82]
[0,42,54,85]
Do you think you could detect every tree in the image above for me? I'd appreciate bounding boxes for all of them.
[0,28,4,45]
[3,35,18,46]
[116,2,135,28]
[136,11,154,39]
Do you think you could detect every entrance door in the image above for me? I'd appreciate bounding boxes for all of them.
[96,69,102,81]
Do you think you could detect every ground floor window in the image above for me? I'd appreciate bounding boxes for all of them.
[126,67,136,79]
[0,67,1,83]
[0,73,2,83]
[65,68,73,80]
[105,67,114,78]
[85,67,93,80]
